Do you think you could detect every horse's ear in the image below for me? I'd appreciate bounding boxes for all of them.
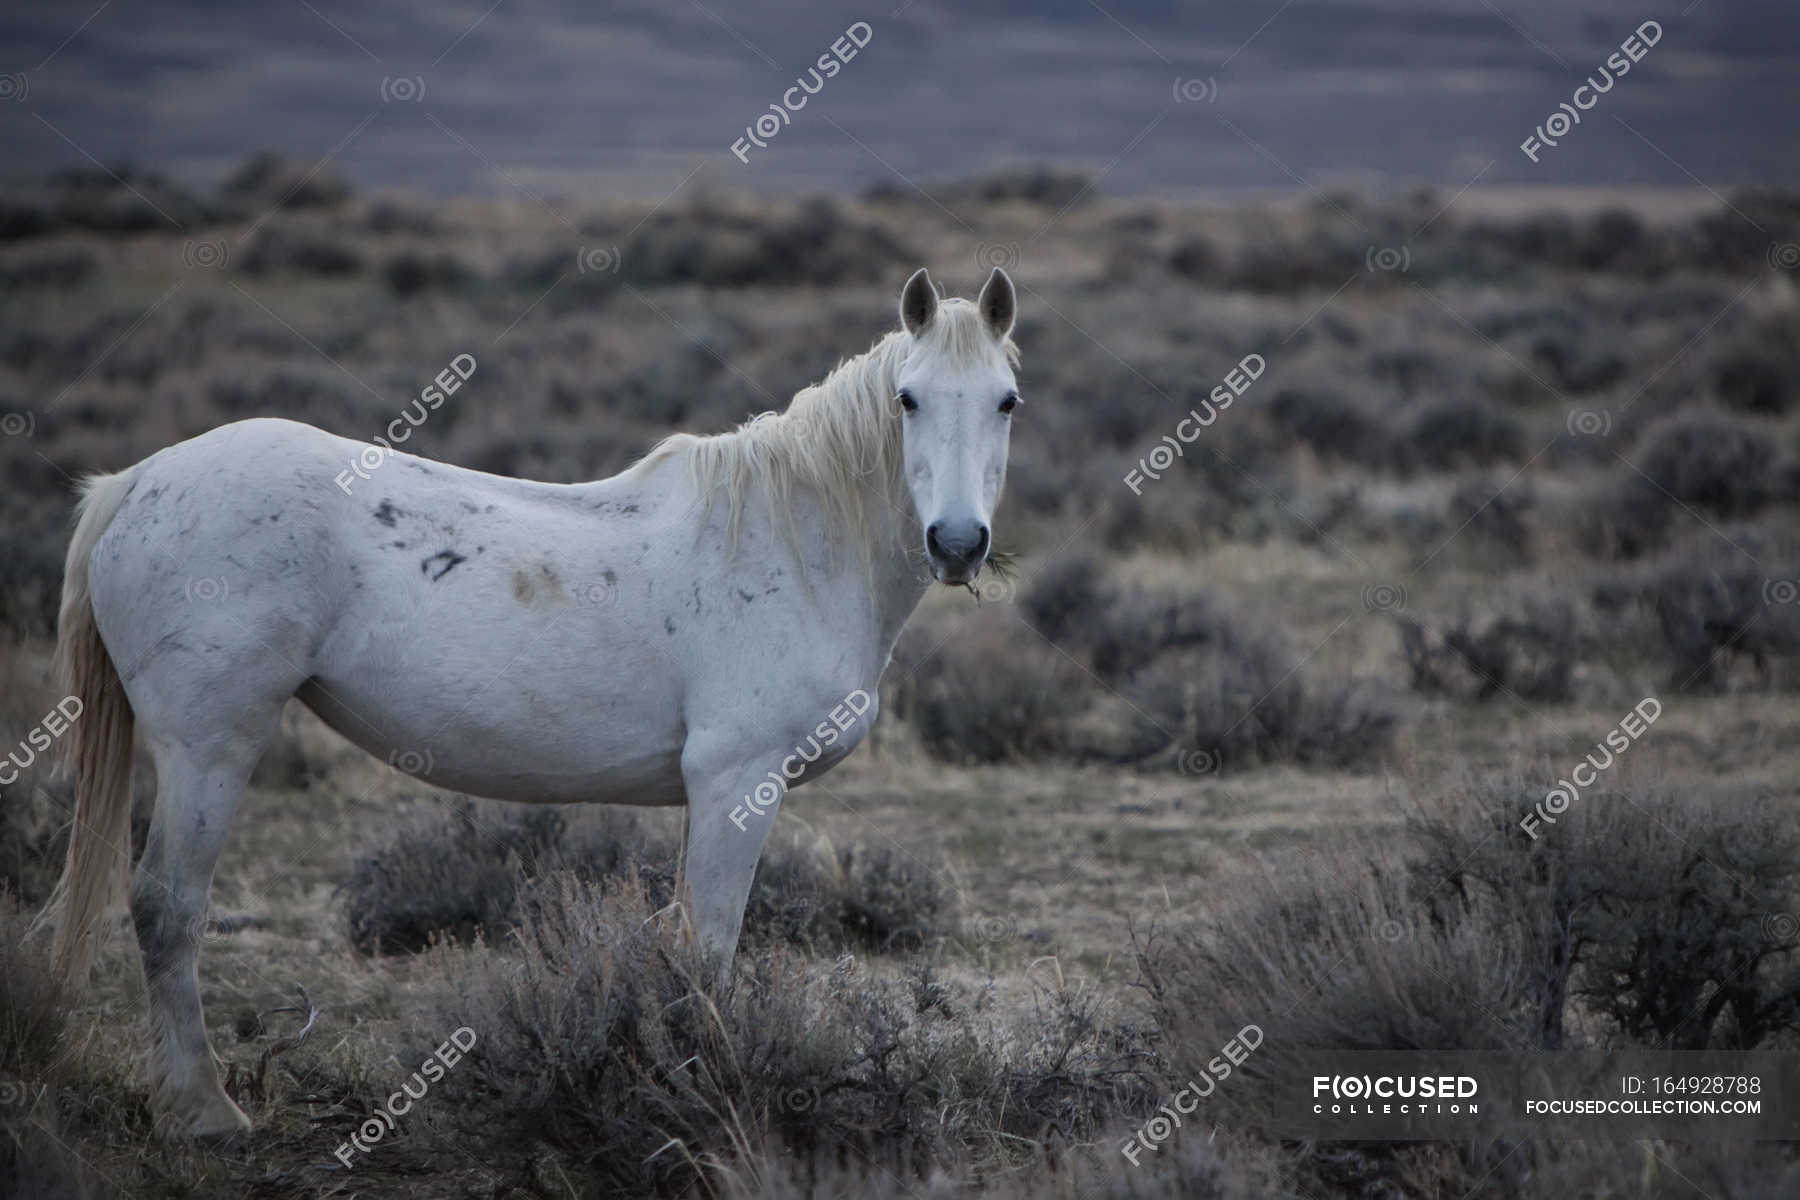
[900,268,936,335]
[977,267,1015,339]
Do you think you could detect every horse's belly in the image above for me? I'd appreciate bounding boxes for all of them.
[295,665,689,807]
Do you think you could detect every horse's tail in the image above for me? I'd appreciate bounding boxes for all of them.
[40,468,140,982]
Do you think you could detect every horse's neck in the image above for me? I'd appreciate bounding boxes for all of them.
[802,445,927,673]
[823,346,929,660]
[865,488,930,662]
[771,343,928,671]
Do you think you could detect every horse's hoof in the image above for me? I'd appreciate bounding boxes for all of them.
[180,1097,253,1142]
[193,1126,253,1154]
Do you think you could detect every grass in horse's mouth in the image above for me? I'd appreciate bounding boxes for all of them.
[965,549,1017,598]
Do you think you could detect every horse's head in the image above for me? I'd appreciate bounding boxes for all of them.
[892,267,1019,586]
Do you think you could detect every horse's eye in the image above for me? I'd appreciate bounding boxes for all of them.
[897,389,918,413]
[998,392,1019,415]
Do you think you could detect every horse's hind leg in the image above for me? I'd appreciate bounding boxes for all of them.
[131,726,274,1136]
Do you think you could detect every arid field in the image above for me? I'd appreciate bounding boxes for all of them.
[4,160,1800,1197]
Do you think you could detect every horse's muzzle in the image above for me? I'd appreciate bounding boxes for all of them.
[926,519,989,584]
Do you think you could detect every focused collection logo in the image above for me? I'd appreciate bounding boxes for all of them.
[1312,1073,1480,1116]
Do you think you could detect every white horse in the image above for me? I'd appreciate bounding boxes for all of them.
[39,267,1020,1136]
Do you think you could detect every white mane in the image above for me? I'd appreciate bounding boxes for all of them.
[645,297,1019,556]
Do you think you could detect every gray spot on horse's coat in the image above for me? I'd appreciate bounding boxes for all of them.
[513,564,564,605]
[603,568,618,586]
[374,500,400,527]
[391,540,407,549]
[422,550,466,580]
[737,588,755,603]
[461,501,479,514]
[665,616,677,635]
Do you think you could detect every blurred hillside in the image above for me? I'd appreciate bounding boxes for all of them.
[3,1,1798,196]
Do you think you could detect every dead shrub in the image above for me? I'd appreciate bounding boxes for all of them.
[1408,399,1526,470]
[1411,779,1800,1051]
[0,247,98,290]
[886,609,1091,765]
[342,800,956,958]
[419,876,1156,1196]
[1136,775,1800,1195]
[1267,386,1401,472]
[382,250,476,297]
[1445,475,1533,563]
[1634,411,1781,520]
[1024,569,1400,769]
[238,224,363,277]
[1591,537,1800,692]
[1709,314,1800,415]
[218,151,352,214]
[1398,598,1582,702]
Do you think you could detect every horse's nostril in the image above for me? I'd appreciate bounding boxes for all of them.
[927,520,987,566]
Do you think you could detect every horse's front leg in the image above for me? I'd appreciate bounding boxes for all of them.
[676,731,791,990]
